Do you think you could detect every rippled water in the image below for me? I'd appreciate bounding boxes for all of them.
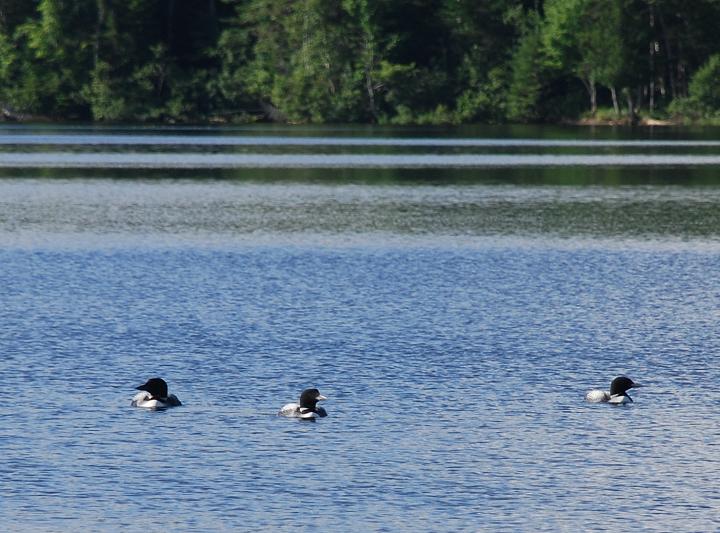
[8,152,720,168]
[2,126,720,531]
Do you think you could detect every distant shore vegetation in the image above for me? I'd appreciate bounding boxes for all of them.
[2,0,720,126]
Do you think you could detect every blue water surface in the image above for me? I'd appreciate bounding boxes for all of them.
[1,244,719,531]
[1,125,720,531]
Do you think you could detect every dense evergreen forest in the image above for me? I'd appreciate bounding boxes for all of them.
[1,0,720,125]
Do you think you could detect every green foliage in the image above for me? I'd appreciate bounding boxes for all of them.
[667,97,696,121]
[669,53,720,121]
[0,0,719,124]
[454,66,508,124]
[542,0,623,114]
[6,0,95,117]
[214,22,258,120]
[507,12,545,122]
[83,61,128,121]
[687,54,720,116]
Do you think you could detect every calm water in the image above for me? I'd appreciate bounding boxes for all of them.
[1,125,720,531]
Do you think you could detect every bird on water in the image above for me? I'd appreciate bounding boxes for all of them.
[586,376,642,405]
[131,377,182,409]
[278,388,328,419]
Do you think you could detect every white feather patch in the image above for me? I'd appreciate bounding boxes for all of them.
[608,394,632,405]
[585,389,610,403]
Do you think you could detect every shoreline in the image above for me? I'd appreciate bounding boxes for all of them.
[568,116,680,127]
[0,109,706,129]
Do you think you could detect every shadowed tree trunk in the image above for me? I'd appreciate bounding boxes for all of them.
[94,0,106,68]
[610,86,619,116]
[580,72,597,115]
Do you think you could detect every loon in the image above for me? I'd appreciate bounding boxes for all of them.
[131,377,182,409]
[586,376,642,405]
[278,388,328,419]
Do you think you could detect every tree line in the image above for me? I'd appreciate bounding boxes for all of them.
[1,0,719,125]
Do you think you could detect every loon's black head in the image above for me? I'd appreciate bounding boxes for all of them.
[610,376,640,396]
[136,377,169,399]
[299,388,327,411]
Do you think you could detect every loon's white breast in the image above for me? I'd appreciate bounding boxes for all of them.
[585,390,634,405]
[279,402,317,419]
[131,391,182,409]
[608,394,632,405]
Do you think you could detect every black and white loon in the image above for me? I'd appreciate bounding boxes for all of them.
[131,377,182,409]
[278,388,328,419]
[586,376,642,405]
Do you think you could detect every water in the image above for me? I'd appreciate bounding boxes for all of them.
[1,125,720,531]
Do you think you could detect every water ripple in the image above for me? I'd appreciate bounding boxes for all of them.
[4,152,720,168]
[1,133,720,148]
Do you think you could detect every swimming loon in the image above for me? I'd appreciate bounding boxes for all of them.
[131,377,182,409]
[278,388,328,419]
[586,376,642,405]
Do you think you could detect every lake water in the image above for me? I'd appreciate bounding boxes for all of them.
[1,125,720,531]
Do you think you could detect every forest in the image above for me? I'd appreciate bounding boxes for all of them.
[1,0,720,125]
